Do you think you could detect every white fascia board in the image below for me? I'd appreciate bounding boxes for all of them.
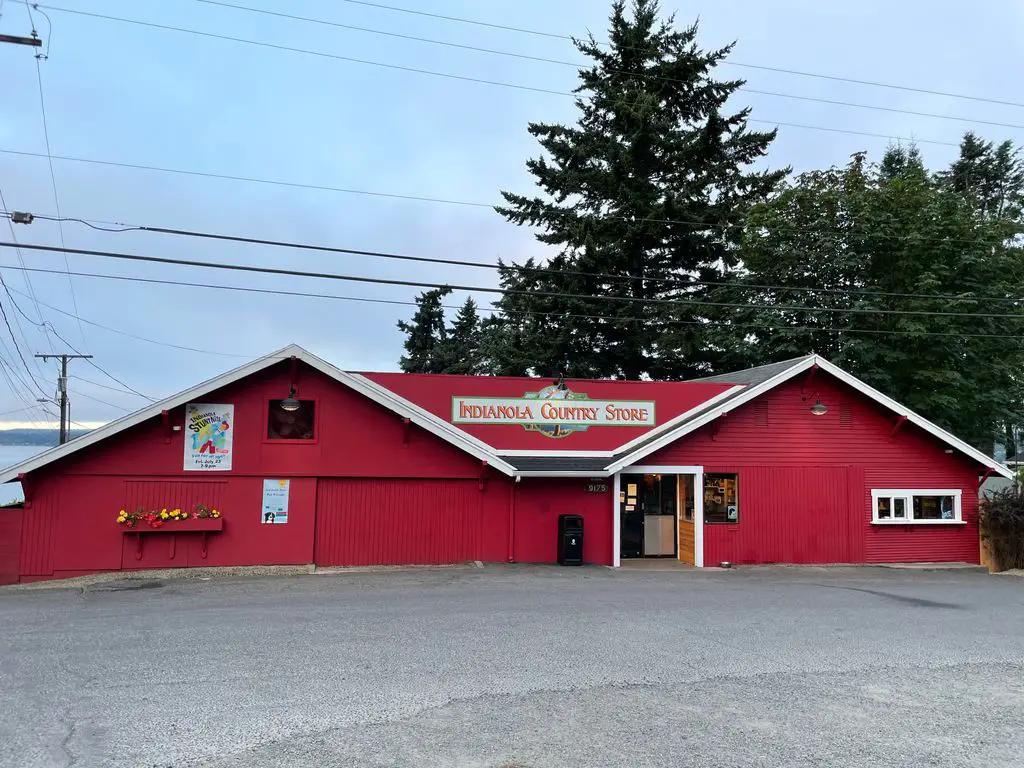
[606,358,818,473]
[813,357,1013,479]
[0,345,515,483]
[611,385,745,454]
[0,344,307,484]
[514,470,611,478]
[498,449,615,457]
[303,370,516,476]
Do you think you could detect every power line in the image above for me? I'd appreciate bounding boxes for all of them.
[2,261,1023,345]
[3,240,1024,337]
[5,211,1024,307]
[21,210,1022,302]
[68,373,153,399]
[195,0,1024,132]
[325,0,1024,110]
[33,53,88,349]
[42,323,154,402]
[69,388,129,411]
[35,5,968,146]
[0,186,54,358]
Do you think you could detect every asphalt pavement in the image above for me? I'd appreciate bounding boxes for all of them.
[1,565,1022,768]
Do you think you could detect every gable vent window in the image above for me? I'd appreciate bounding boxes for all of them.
[840,400,854,426]
[753,400,768,427]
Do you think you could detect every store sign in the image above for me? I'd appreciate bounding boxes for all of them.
[452,385,655,439]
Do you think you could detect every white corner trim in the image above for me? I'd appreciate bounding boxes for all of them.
[612,473,621,568]
[606,359,818,473]
[870,488,963,524]
[814,358,1012,479]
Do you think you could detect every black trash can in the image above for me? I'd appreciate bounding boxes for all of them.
[557,514,584,565]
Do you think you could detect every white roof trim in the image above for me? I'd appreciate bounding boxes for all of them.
[515,471,610,478]
[608,355,1012,479]
[611,384,745,454]
[0,345,515,482]
[498,450,615,457]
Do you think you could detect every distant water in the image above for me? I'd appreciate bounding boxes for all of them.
[0,445,49,505]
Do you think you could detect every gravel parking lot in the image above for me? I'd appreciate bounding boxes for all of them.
[1,565,1022,767]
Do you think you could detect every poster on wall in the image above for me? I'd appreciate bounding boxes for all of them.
[261,479,290,524]
[183,403,234,471]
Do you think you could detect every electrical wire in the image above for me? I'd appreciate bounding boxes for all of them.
[15,210,1022,302]
[0,186,54,358]
[195,0,1024,132]
[68,373,153,399]
[69,389,129,411]
[34,5,972,145]
[3,237,1024,321]
[2,244,1024,343]
[42,324,154,402]
[33,54,88,350]
[325,0,1024,110]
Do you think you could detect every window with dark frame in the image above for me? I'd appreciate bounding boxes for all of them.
[704,473,738,523]
[267,400,316,440]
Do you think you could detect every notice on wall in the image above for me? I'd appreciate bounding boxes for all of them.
[183,403,234,471]
[261,479,290,524]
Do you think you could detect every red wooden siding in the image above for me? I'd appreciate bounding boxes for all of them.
[315,479,491,566]
[512,479,613,565]
[650,373,982,565]
[703,466,864,566]
[0,507,23,585]
[19,482,58,576]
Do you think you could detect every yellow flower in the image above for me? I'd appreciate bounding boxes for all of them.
[119,509,126,516]
[172,508,181,516]
[212,511,220,518]
[180,512,189,519]
[116,516,126,523]
[160,511,169,519]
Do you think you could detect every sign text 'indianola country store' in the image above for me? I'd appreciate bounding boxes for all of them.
[451,397,656,427]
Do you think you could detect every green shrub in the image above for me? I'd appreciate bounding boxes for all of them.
[979,486,1024,571]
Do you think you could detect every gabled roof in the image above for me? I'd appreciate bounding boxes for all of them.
[0,348,1009,482]
[607,354,1012,478]
[0,345,517,482]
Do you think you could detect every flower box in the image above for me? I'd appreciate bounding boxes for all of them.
[122,518,224,534]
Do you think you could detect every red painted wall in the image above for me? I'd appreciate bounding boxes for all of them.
[647,373,982,565]
[16,361,504,580]
[512,478,613,565]
[0,507,22,585]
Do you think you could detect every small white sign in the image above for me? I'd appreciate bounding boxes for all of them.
[261,479,290,524]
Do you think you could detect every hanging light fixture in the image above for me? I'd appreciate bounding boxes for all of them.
[280,386,301,412]
[810,397,828,416]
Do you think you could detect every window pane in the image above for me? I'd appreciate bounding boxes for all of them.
[877,497,891,519]
[704,473,738,524]
[913,495,955,520]
[893,498,906,519]
[268,400,316,440]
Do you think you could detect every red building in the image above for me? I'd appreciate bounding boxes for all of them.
[0,345,1009,584]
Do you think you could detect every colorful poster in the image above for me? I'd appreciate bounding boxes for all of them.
[183,403,234,471]
[261,479,289,524]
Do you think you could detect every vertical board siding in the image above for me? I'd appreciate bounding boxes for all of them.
[652,373,979,565]
[314,479,482,566]
[20,489,57,576]
[0,508,23,584]
[703,466,859,565]
[123,479,227,515]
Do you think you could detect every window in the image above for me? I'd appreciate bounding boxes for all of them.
[871,490,961,524]
[704,473,738,524]
[267,400,316,440]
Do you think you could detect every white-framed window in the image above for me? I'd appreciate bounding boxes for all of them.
[870,489,962,525]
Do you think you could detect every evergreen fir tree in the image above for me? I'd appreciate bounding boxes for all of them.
[397,288,450,373]
[438,298,483,375]
[488,0,786,379]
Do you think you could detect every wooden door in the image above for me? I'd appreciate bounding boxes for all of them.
[677,475,695,565]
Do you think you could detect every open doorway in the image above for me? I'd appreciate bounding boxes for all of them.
[619,473,697,564]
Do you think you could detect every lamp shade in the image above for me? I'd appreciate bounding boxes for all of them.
[280,387,301,412]
[810,398,828,416]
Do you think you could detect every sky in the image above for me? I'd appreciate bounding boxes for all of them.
[0,0,1022,429]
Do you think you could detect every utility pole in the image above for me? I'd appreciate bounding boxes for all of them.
[35,354,92,445]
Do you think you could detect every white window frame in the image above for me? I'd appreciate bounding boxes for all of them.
[870,489,963,525]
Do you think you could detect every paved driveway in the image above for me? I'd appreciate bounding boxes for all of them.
[1,565,1022,767]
